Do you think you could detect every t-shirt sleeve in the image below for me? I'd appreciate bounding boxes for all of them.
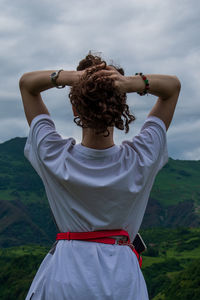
[24,114,72,177]
[123,116,168,171]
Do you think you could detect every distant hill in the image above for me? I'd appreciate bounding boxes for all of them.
[143,158,200,228]
[0,137,200,247]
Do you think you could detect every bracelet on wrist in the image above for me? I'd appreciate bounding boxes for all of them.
[135,72,149,96]
[50,69,65,89]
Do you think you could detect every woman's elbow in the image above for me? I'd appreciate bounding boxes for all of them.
[172,76,181,92]
[19,72,32,91]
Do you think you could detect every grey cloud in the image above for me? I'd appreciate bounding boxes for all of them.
[0,0,200,159]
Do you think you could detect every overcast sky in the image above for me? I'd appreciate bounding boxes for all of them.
[0,0,200,160]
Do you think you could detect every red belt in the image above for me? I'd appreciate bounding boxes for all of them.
[56,229,142,268]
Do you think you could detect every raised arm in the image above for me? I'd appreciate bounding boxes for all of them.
[97,67,181,131]
[19,70,83,126]
[126,74,181,131]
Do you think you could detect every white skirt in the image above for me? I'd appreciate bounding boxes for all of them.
[25,240,149,300]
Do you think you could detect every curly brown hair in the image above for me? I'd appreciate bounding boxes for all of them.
[69,54,135,136]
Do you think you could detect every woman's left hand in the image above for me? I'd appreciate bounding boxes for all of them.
[92,66,131,93]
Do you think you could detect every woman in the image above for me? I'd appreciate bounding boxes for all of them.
[19,53,181,300]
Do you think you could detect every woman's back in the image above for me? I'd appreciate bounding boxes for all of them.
[25,114,167,238]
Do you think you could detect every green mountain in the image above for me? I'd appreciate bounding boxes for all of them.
[143,157,200,228]
[0,137,200,247]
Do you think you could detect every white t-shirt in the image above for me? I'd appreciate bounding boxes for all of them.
[24,114,168,300]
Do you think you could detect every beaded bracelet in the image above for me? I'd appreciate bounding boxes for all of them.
[135,72,150,96]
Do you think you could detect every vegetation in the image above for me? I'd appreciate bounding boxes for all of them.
[0,138,200,299]
[141,228,200,299]
[0,245,48,300]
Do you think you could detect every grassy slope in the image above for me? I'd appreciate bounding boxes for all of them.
[151,158,200,208]
[141,227,200,299]
[0,245,49,300]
